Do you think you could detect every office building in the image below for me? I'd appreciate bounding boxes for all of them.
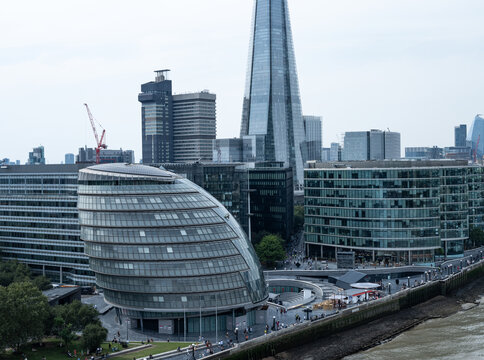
[160,162,244,223]
[239,162,294,241]
[321,148,330,162]
[28,146,45,165]
[1,159,19,166]
[172,91,216,162]
[76,147,135,164]
[468,114,484,160]
[444,146,471,161]
[139,71,217,164]
[405,146,444,160]
[139,70,174,163]
[78,163,267,334]
[329,143,341,162]
[304,160,484,263]
[240,0,306,186]
[156,161,294,241]
[241,135,266,163]
[384,131,401,159]
[303,116,322,161]
[342,132,369,161]
[342,130,400,161]
[0,164,94,285]
[213,138,243,163]
[65,153,75,165]
[455,124,467,147]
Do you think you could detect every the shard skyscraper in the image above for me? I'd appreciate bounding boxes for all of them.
[240,0,306,186]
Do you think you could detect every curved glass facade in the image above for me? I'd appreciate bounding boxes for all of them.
[305,168,442,252]
[78,163,267,333]
[305,162,484,263]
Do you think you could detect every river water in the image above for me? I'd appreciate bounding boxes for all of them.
[345,296,484,360]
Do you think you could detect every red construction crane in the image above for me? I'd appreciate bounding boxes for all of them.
[474,135,480,163]
[84,103,107,164]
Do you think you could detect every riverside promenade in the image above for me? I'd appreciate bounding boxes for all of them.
[85,248,484,360]
[200,258,484,360]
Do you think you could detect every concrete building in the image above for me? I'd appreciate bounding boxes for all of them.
[303,116,322,161]
[139,71,216,164]
[172,91,216,162]
[304,160,484,263]
[78,163,267,334]
[240,0,306,186]
[0,164,94,285]
[28,146,45,165]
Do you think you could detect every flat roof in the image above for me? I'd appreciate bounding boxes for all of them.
[42,286,80,302]
[306,160,471,170]
[0,164,89,174]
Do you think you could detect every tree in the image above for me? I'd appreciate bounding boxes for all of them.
[0,260,31,287]
[294,205,304,232]
[255,234,286,267]
[1,281,50,351]
[252,230,270,246]
[469,227,484,249]
[55,300,99,332]
[0,286,8,352]
[81,323,107,352]
[33,275,53,291]
[59,323,76,349]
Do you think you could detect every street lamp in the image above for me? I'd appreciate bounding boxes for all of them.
[126,318,130,342]
[388,283,391,295]
[181,296,187,342]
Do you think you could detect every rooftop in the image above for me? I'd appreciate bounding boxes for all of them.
[306,160,471,170]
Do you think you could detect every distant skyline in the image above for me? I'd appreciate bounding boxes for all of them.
[1,0,484,164]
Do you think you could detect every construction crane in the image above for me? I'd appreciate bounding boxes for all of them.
[84,103,107,164]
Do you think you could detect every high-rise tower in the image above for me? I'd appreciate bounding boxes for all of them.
[240,0,306,186]
[139,70,174,164]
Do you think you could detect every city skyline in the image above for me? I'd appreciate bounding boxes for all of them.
[1,0,484,163]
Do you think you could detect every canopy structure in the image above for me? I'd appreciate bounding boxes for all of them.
[328,294,348,300]
[350,282,380,289]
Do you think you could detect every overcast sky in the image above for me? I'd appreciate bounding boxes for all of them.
[1,0,484,164]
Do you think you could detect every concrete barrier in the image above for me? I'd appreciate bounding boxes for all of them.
[206,260,484,360]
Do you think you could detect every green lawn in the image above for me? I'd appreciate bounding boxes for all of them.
[0,338,184,360]
[110,342,188,360]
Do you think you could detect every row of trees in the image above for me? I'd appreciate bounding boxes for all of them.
[468,227,484,249]
[0,260,107,353]
[0,260,52,290]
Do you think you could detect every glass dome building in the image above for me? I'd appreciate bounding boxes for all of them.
[78,163,267,334]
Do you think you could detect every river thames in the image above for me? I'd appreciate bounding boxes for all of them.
[346,296,484,360]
